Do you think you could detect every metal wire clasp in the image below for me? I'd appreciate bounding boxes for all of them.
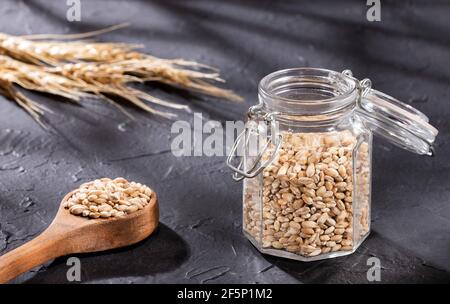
[342,69,372,107]
[226,109,282,181]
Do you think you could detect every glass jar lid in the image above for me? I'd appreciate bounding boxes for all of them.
[354,76,438,156]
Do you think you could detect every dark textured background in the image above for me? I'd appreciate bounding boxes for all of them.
[0,0,449,284]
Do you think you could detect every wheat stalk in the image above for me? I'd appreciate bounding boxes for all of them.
[0,25,242,127]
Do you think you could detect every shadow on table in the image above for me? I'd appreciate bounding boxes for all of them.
[262,231,450,283]
[23,223,189,284]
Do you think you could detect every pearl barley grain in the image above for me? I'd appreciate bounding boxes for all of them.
[243,131,370,258]
[63,177,154,219]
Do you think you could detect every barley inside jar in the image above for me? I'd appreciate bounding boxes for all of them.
[228,68,438,261]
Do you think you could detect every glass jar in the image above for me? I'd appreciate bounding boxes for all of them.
[227,68,438,261]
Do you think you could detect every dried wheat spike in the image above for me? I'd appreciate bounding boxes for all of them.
[0,25,242,127]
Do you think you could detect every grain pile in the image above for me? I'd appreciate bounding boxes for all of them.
[243,131,370,258]
[63,177,154,219]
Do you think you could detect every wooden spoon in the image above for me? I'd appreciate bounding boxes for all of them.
[0,190,159,284]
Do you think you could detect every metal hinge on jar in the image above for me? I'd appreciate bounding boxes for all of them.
[226,106,283,181]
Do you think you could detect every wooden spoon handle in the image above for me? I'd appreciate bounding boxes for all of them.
[0,227,66,284]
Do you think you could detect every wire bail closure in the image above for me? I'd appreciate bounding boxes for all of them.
[342,69,372,105]
[226,108,282,181]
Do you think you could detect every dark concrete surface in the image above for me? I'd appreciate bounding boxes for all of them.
[0,0,449,283]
